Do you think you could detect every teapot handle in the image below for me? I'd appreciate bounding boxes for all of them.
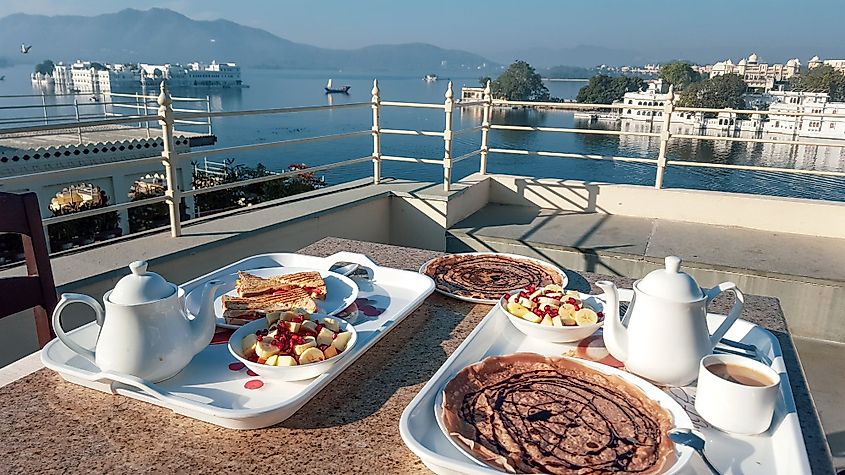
[705,282,744,347]
[52,293,104,366]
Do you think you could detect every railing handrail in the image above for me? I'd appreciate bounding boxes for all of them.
[5,79,845,252]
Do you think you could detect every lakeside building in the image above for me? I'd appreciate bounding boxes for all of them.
[139,61,243,88]
[709,53,800,91]
[32,60,243,92]
[32,61,141,93]
[808,55,845,74]
[766,90,845,139]
[619,79,670,120]
[460,86,485,102]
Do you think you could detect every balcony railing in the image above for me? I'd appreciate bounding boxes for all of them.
[2,80,845,248]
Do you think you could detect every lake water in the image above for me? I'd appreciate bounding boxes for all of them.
[2,64,844,201]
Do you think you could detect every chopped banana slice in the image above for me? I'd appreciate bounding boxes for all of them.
[506,302,530,318]
[522,312,542,324]
[574,308,599,326]
[242,334,257,358]
[299,347,325,364]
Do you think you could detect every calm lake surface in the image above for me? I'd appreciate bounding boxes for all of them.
[2,64,844,201]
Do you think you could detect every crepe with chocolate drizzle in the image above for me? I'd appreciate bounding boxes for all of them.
[424,254,564,301]
[441,354,676,474]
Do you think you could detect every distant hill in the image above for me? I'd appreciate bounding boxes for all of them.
[0,8,495,72]
[489,45,649,68]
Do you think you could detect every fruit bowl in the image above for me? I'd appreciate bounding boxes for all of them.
[499,286,604,343]
[228,315,357,381]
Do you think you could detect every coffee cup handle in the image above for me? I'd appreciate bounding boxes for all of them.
[52,293,104,366]
[705,282,744,346]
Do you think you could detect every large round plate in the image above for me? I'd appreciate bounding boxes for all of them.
[185,267,359,329]
[419,252,569,304]
[434,356,694,474]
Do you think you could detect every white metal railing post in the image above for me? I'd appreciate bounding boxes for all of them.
[73,98,82,144]
[142,94,151,138]
[135,92,141,128]
[157,81,182,237]
[41,93,48,125]
[206,95,213,135]
[371,79,382,185]
[479,80,492,175]
[443,81,454,192]
[654,85,674,189]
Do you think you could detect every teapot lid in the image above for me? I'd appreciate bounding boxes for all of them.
[109,260,175,305]
[637,256,704,302]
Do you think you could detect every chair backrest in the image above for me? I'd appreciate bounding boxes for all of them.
[0,192,58,347]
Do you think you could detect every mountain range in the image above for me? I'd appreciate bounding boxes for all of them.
[0,8,495,72]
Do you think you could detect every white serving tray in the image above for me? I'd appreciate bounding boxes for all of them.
[41,252,434,429]
[399,293,811,475]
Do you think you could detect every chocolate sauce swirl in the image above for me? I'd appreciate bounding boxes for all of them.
[443,355,674,474]
[426,254,562,301]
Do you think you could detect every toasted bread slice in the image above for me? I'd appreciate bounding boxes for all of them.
[236,271,326,299]
[222,288,317,325]
[274,271,326,300]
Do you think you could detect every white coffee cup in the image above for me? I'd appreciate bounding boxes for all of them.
[694,354,780,435]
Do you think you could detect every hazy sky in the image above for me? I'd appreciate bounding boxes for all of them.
[3,0,843,63]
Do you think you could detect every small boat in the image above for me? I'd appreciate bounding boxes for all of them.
[325,79,350,94]
[424,74,438,82]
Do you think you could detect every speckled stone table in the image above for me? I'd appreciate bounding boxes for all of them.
[0,237,834,474]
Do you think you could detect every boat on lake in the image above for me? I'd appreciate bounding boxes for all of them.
[325,79,350,94]
[424,74,438,82]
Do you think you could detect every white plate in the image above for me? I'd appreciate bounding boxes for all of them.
[418,252,570,304]
[432,355,694,473]
[185,266,359,329]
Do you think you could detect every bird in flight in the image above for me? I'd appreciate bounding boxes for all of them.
[20,44,32,54]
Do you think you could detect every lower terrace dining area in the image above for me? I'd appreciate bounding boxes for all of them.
[0,172,843,473]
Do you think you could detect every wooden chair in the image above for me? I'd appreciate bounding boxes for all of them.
[0,192,58,347]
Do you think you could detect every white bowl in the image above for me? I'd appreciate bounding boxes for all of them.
[228,316,357,381]
[500,292,604,343]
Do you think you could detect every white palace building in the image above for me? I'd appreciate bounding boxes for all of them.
[32,60,243,93]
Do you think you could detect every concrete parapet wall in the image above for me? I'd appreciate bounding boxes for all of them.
[486,174,845,239]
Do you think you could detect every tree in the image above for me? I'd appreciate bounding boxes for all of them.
[478,76,492,87]
[790,65,845,102]
[490,61,549,101]
[659,61,701,90]
[34,59,55,75]
[576,75,645,104]
[677,74,746,110]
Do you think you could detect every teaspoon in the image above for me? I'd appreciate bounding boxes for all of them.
[668,428,721,475]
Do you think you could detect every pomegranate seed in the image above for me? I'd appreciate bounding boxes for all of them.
[573,304,581,311]
[256,335,263,342]
[332,333,338,340]
[503,293,510,300]
[567,297,577,305]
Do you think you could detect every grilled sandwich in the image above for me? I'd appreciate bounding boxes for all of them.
[235,271,326,299]
[222,288,317,325]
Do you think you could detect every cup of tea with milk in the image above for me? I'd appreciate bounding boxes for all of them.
[695,354,781,435]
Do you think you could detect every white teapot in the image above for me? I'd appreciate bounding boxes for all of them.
[52,260,223,382]
[596,256,744,386]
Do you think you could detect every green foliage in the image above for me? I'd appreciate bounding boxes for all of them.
[576,75,645,104]
[192,161,325,215]
[478,76,492,88]
[790,65,845,102]
[47,191,121,249]
[491,61,550,101]
[33,59,54,75]
[677,74,747,110]
[658,61,702,90]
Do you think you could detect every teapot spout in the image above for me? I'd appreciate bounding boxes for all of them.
[187,279,223,355]
[596,281,629,363]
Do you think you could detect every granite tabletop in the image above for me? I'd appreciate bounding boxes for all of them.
[0,237,834,474]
